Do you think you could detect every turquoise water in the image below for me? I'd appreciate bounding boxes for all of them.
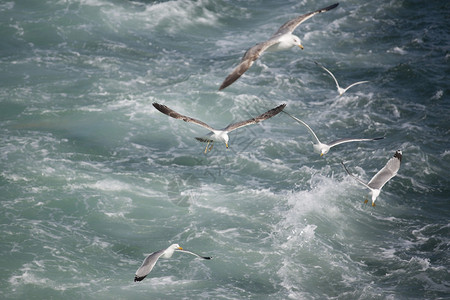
[1,0,449,299]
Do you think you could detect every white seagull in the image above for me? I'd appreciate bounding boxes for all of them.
[341,150,402,206]
[284,111,384,156]
[153,102,286,153]
[134,244,211,282]
[219,3,339,90]
[315,61,369,96]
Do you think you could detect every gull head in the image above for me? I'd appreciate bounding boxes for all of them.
[337,88,346,96]
[313,143,330,156]
[371,189,381,206]
[270,34,303,52]
[213,131,229,149]
[163,244,183,258]
[293,35,304,50]
[218,133,229,149]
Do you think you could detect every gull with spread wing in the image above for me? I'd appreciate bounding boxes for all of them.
[219,3,339,90]
[315,61,369,96]
[134,244,211,282]
[284,111,384,156]
[341,150,402,206]
[153,102,286,153]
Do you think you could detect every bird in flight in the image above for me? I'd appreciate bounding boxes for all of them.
[219,3,339,90]
[341,150,402,206]
[284,111,384,156]
[315,61,369,96]
[153,102,286,153]
[134,244,211,282]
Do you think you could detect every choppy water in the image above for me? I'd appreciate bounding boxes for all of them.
[1,0,449,299]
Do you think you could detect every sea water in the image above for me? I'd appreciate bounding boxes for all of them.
[0,0,449,299]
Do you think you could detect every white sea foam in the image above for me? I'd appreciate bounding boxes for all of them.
[9,266,49,287]
[85,0,221,35]
[431,90,443,100]
[388,46,408,55]
[0,1,14,11]
[90,179,130,192]
[9,262,92,291]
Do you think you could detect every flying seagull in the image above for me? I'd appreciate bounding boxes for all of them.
[341,150,402,206]
[219,3,339,90]
[315,61,369,96]
[283,111,384,156]
[153,102,286,153]
[134,244,211,282]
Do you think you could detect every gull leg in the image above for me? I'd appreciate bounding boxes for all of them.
[204,141,210,154]
[208,142,214,152]
[364,198,368,204]
[372,202,376,207]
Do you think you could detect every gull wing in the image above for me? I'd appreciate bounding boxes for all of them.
[341,161,372,190]
[224,103,286,132]
[327,137,384,148]
[175,249,212,260]
[134,249,166,282]
[276,3,339,35]
[219,3,338,91]
[342,80,369,93]
[367,150,402,190]
[195,137,214,143]
[315,61,341,91]
[283,111,321,145]
[219,38,280,90]
[153,102,215,132]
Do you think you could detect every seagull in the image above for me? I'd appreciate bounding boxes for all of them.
[283,111,384,156]
[219,3,339,90]
[134,244,211,282]
[153,102,286,153]
[315,61,369,96]
[341,150,402,206]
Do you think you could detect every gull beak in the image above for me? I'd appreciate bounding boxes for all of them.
[178,246,183,250]
[298,44,304,50]
[226,143,229,149]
